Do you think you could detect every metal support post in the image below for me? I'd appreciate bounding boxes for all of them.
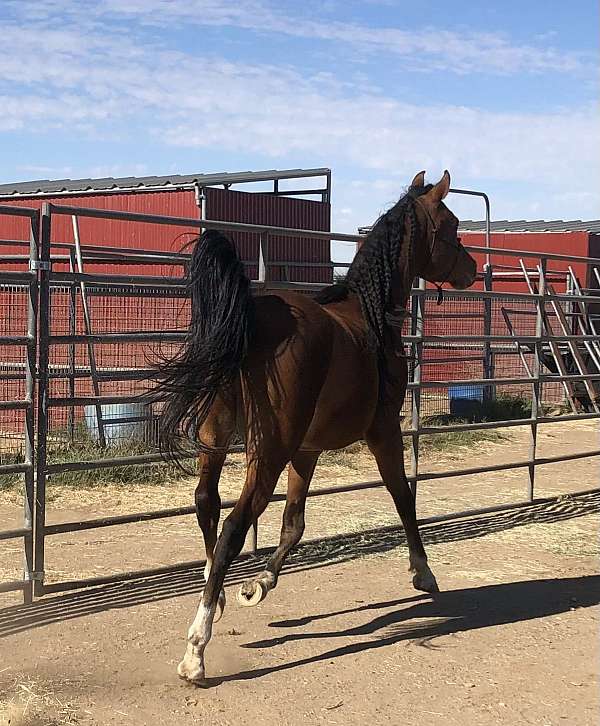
[22,213,40,604]
[67,249,77,440]
[72,215,106,447]
[409,277,426,497]
[483,263,495,401]
[33,203,52,596]
[258,232,269,284]
[529,257,546,501]
[249,521,258,553]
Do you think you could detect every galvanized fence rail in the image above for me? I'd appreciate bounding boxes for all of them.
[0,205,39,603]
[1,199,599,602]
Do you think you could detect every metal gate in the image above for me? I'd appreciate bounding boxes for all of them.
[1,200,599,604]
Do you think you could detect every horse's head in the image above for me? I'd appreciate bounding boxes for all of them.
[409,170,477,290]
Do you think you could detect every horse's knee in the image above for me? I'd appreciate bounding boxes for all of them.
[219,513,248,554]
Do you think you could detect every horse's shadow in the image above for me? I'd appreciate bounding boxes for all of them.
[201,575,599,686]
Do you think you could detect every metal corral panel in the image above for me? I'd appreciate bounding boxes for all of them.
[205,187,332,283]
[0,191,199,276]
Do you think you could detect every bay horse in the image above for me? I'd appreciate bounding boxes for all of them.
[156,170,477,684]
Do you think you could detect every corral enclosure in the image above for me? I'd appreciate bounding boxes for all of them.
[0,184,598,726]
[0,183,599,610]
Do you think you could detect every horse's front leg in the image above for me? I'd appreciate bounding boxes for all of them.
[366,422,439,594]
[238,450,319,606]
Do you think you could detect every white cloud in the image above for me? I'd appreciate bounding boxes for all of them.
[0,0,597,227]
[2,0,591,76]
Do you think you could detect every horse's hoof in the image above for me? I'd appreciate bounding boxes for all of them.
[213,589,226,623]
[412,570,440,594]
[237,580,267,607]
[177,657,206,685]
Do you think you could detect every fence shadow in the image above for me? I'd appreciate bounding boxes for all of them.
[0,489,597,638]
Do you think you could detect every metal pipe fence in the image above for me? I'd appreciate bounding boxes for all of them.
[0,205,39,602]
[1,200,598,602]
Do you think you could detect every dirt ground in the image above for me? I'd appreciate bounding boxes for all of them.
[0,420,598,725]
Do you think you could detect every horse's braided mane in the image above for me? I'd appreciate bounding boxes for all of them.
[315,185,432,348]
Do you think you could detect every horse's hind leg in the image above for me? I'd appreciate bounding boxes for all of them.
[178,456,286,684]
[238,450,320,605]
[366,423,439,594]
[194,451,227,621]
[194,399,234,622]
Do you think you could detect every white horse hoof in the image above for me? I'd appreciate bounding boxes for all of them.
[237,580,267,607]
[177,657,206,685]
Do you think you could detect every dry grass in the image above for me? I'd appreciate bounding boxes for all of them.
[0,677,80,726]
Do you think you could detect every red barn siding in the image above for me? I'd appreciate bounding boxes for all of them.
[204,187,331,283]
[0,187,331,281]
[0,191,199,277]
[461,231,592,293]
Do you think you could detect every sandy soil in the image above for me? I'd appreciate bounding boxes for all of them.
[0,420,598,725]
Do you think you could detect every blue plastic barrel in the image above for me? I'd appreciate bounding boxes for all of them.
[448,385,484,417]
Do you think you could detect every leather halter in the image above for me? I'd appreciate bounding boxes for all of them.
[413,196,463,305]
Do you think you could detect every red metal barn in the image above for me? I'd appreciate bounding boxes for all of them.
[0,169,332,437]
[458,219,600,294]
[0,168,332,281]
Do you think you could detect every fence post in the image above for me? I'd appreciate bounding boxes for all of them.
[258,231,269,284]
[529,257,547,502]
[33,203,52,597]
[483,263,495,402]
[409,277,426,497]
[248,230,269,548]
[67,249,77,441]
[22,212,40,604]
[72,215,106,448]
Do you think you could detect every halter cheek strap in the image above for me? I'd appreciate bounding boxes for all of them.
[413,197,461,306]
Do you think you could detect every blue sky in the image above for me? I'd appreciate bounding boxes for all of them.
[1,0,598,263]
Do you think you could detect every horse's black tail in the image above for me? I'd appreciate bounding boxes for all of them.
[154,230,254,463]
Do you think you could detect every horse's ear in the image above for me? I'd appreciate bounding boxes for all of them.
[410,170,426,187]
[425,170,451,205]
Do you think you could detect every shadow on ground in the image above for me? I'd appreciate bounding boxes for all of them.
[206,574,599,685]
[0,490,598,639]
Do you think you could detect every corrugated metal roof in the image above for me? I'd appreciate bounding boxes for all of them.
[0,167,331,198]
[459,219,600,233]
[357,219,600,234]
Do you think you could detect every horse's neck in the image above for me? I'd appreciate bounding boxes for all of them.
[386,266,412,324]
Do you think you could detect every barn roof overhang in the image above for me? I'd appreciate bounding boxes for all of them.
[357,219,600,235]
[0,167,331,200]
[458,220,600,234]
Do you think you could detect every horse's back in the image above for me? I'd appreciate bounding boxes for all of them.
[248,291,379,451]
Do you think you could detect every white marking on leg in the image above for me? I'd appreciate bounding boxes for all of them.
[177,602,215,682]
[188,602,214,646]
